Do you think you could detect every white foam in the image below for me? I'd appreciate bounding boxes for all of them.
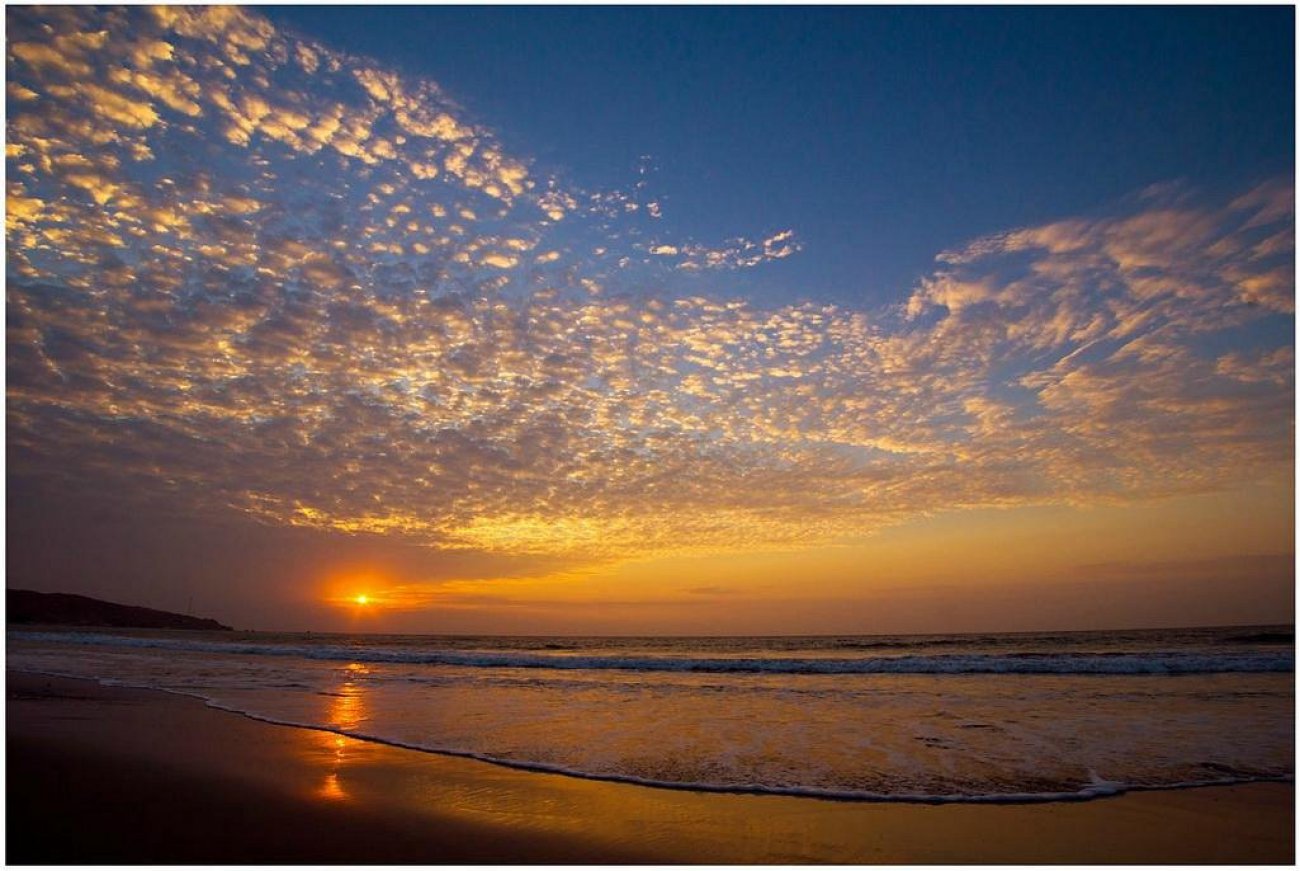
[11,667,1293,805]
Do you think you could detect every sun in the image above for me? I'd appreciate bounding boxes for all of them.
[354,594,370,606]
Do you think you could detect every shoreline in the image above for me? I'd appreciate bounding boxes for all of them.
[13,666,1292,809]
[7,671,1295,864]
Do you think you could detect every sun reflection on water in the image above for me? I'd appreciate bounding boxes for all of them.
[313,663,370,802]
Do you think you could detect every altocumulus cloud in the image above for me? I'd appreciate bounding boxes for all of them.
[6,7,1294,562]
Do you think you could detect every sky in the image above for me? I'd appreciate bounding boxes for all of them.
[5,5,1294,634]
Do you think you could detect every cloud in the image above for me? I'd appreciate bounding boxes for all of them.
[649,229,803,271]
[5,7,1293,567]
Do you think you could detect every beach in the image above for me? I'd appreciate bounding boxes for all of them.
[6,4,1295,866]
[6,671,1293,864]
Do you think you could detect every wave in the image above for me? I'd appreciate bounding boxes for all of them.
[10,668,1295,805]
[1222,631,1294,645]
[11,631,1294,674]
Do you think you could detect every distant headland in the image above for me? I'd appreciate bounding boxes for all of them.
[7,589,232,631]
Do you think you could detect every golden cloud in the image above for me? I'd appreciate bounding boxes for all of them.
[6,7,1294,565]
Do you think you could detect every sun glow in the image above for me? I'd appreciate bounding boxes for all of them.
[321,572,395,612]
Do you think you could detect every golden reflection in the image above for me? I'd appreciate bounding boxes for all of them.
[317,772,346,802]
[312,662,370,802]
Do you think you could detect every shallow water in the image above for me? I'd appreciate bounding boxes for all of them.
[8,625,1293,802]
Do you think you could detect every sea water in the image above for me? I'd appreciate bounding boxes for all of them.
[7,626,1293,802]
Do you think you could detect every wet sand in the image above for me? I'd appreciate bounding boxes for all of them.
[6,671,1294,864]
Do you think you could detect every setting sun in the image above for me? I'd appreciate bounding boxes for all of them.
[3,5,1292,865]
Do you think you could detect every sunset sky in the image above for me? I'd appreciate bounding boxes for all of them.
[6,6,1294,633]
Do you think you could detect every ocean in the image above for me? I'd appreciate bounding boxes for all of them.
[7,625,1293,803]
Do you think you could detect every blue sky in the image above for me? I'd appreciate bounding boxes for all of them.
[6,6,1294,631]
[265,6,1294,306]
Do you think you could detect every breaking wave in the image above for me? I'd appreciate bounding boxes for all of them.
[11,631,1292,675]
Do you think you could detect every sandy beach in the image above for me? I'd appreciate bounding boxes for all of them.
[5,670,1292,864]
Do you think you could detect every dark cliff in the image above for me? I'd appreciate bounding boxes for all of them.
[7,589,232,631]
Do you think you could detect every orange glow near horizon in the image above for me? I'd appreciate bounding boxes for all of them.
[291,482,1292,636]
[3,6,1292,638]
[320,570,396,613]
[329,589,382,611]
